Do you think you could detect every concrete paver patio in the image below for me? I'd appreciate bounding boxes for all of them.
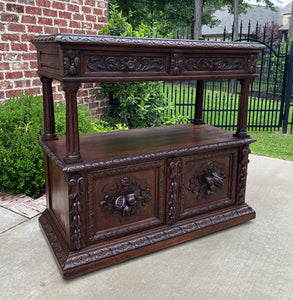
[1,155,293,299]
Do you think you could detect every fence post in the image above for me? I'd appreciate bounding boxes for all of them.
[282,41,293,133]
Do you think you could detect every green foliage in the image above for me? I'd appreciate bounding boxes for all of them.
[100,5,185,129]
[0,93,117,197]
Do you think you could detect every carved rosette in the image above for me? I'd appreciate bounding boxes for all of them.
[238,145,250,204]
[87,56,165,72]
[64,50,81,76]
[185,57,243,71]
[248,54,258,74]
[168,159,181,225]
[170,53,184,75]
[69,174,83,250]
[188,161,226,201]
[100,176,152,218]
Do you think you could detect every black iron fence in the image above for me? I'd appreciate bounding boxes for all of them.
[167,22,293,133]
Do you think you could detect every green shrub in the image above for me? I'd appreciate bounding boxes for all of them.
[0,93,117,197]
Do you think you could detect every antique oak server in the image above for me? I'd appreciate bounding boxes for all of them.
[32,34,264,279]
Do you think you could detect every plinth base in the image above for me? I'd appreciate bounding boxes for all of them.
[39,204,255,279]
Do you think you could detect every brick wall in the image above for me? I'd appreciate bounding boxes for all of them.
[0,0,108,118]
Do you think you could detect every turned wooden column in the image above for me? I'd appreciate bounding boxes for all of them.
[63,82,82,163]
[40,76,57,141]
[192,80,205,125]
[235,78,254,138]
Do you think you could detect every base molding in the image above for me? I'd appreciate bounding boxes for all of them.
[39,204,255,279]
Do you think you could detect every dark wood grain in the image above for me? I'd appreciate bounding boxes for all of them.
[32,34,263,279]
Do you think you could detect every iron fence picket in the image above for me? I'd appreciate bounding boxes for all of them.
[169,22,293,133]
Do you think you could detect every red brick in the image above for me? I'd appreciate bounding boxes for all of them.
[6,71,23,79]
[6,89,22,99]
[18,0,34,4]
[0,43,9,52]
[1,81,13,90]
[11,43,28,51]
[22,52,37,61]
[85,0,95,6]
[27,25,43,33]
[74,29,86,34]
[6,3,24,13]
[25,6,42,15]
[12,61,30,70]
[70,20,80,28]
[98,16,105,23]
[21,15,37,24]
[0,91,4,99]
[82,6,91,14]
[59,11,71,19]
[93,8,103,16]
[30,61,38,69]
[86,15,96,22]
[1,13,18,22]
[8,23,26,32]
[67,4,79,12]
[21,34,36,43]
[24,87,41,96]
[36,0,51,8]
[38,17,53,26]
[44,27,58,34]
[54,19,68,27]
[73,13,84,21]
[43,8,57,17]
[52,1,66,10]
[15,79,30,88]
[24,71,38,78]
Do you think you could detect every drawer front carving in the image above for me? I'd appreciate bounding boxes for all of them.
[87,161,165,243]
[179,149,238,219]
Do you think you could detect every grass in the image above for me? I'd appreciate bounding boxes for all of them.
[248,130,293,162]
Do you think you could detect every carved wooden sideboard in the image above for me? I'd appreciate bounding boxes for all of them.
[32,34,264,279]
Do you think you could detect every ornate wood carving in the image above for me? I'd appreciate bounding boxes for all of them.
[248,54,258,74]
[87,55,165,72]
[100,176,152,218]
[238,145,251,204]
[170,53,184,75]
[188,161,226,201]
[64,204,255,271]
[168,159,182,225]
[64,50,81,77]
[69,174,84,250]
[185,57,243,71]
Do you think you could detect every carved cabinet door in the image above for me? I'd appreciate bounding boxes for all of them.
[169,148,239,222]
[86,161,165,244]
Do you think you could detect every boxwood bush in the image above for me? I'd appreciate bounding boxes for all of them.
[0,93,116,197]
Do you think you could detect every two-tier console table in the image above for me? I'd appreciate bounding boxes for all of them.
[32,34,264,279]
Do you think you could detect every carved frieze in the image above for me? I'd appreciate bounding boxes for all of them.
[64,50,81,77]
[238,145,250,204]
[100,176,152,218]
[188,161,226,201]
[86,56,165,72]
[185,57,243,71]
[69,174,83,250]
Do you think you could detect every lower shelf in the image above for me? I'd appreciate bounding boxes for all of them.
[39,204,255,279]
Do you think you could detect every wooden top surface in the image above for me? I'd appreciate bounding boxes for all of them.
[31,34,265,52]
[40,124,254,172]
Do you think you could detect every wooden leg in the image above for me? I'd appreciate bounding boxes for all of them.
[192,80,205,125]
[63,82,82,163]
[40,76,57,140]
[235,78,254,138]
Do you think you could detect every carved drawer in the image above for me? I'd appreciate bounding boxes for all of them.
[177,148,238,221]
[86,161,165,244]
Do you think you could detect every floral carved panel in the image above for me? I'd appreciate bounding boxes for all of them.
[86,55,166,73]
[64,50,81,77]
[185,57,243,72]
[100,176,152,218]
